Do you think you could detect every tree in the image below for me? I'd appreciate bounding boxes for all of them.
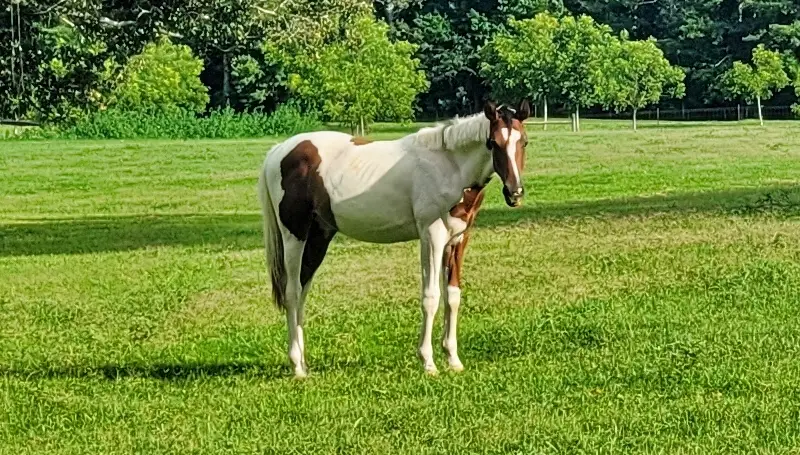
[553,14,615,131]
[110,38,209,113]
[480,13,560,129]
[793,71,800,116]
[595,35,685,130]
[283,15,428,135]
[386,0,562,116]
[721,44,790,126]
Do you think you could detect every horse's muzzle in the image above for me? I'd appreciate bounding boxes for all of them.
[503,186,524,207]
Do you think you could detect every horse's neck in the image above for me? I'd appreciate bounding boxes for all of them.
[448,143,494,189]
[408,114,494,189]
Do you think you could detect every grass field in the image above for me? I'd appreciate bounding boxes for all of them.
[2,120,800,453]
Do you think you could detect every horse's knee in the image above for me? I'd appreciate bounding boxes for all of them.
[446,285,461,309]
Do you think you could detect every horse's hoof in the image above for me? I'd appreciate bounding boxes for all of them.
[422,361,439,376]
[448,361,464,373]
[294,369,308,380]
[424,367,439,376]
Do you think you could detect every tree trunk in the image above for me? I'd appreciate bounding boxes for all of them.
[222,52,231,107]
[360,116,365,137]
[543,96,548,131]
[757,95,763,126]
[633,108,638,130]
[575,105,580,132]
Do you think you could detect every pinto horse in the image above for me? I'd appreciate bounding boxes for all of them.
[258,100,530,377]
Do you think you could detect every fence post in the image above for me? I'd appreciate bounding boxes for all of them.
[737,104,741,121]
[656,107,660,126]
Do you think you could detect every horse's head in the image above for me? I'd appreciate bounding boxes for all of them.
[483,100,531,207]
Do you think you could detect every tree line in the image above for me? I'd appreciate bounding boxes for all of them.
[2,0,799,132]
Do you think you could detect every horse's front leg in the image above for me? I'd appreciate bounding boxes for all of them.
[418,219,449,375]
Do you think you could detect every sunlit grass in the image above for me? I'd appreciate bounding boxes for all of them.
[1,121,800,453]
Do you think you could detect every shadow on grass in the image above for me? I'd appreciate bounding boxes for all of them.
[1,213,262,257]
[0,360,288,381]
[476,184,800,228]
[2,185,798,257]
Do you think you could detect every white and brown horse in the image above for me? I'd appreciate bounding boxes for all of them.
[258,100,530,377]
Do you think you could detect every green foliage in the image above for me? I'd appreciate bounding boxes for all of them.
[110,38,209,113]
[391,0,560,114]
[4,0,800,122]
[722,45,790,103]
[480,13,560,104]
[21,104,319,140]
[552,15,615,109]
[595,37,686,115]
[282,15,428,133]
[794,76,800,115]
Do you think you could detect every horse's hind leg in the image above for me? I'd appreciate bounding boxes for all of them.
[280,232,307,378]
[297,219,334,372]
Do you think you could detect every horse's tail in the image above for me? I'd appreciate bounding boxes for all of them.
[258,147,287,310]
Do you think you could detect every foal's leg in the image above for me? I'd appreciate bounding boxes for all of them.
[442,232,470,371]
[418,219,449,374]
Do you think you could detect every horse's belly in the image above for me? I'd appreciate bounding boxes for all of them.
[331,199,419,244]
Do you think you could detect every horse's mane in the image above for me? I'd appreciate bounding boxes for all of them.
[404,113,489,152]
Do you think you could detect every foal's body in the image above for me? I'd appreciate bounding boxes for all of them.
[259,102,529,377]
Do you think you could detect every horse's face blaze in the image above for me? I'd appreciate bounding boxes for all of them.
[483,100,530,207]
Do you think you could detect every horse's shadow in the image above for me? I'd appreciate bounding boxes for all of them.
[477,184,800,227]
[0,361,288,381]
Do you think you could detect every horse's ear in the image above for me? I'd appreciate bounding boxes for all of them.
[483,100,498,121]
[515,99,531,121]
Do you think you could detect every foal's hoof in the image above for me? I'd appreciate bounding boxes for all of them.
[424,366,439,376]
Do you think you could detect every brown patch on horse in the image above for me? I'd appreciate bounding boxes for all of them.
[278,140,337,241]
[350,137,372,145]
[449,185,486,222]
[278,140,338,288]
[447,185,486,287]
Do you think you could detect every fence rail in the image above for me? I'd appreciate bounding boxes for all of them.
[0,119,40,127]
[581,105,796,122]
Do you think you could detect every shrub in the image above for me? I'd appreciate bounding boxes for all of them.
[110,37,209,114]
[16,104,320,140]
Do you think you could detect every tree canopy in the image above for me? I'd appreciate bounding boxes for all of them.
[280,15,428,134]
[480,14,560,107]
[595,36,686,129]
[721,44,790,125]
[2,0,799,123]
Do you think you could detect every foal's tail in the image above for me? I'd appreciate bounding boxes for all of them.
[258,151,287,310]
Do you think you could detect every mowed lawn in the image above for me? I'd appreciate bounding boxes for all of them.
[2,120,800,453]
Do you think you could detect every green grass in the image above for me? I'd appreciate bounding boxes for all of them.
[2,121,800,453]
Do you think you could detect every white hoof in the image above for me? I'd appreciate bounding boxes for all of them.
[293,368,308,379]
[448,359,464,372]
